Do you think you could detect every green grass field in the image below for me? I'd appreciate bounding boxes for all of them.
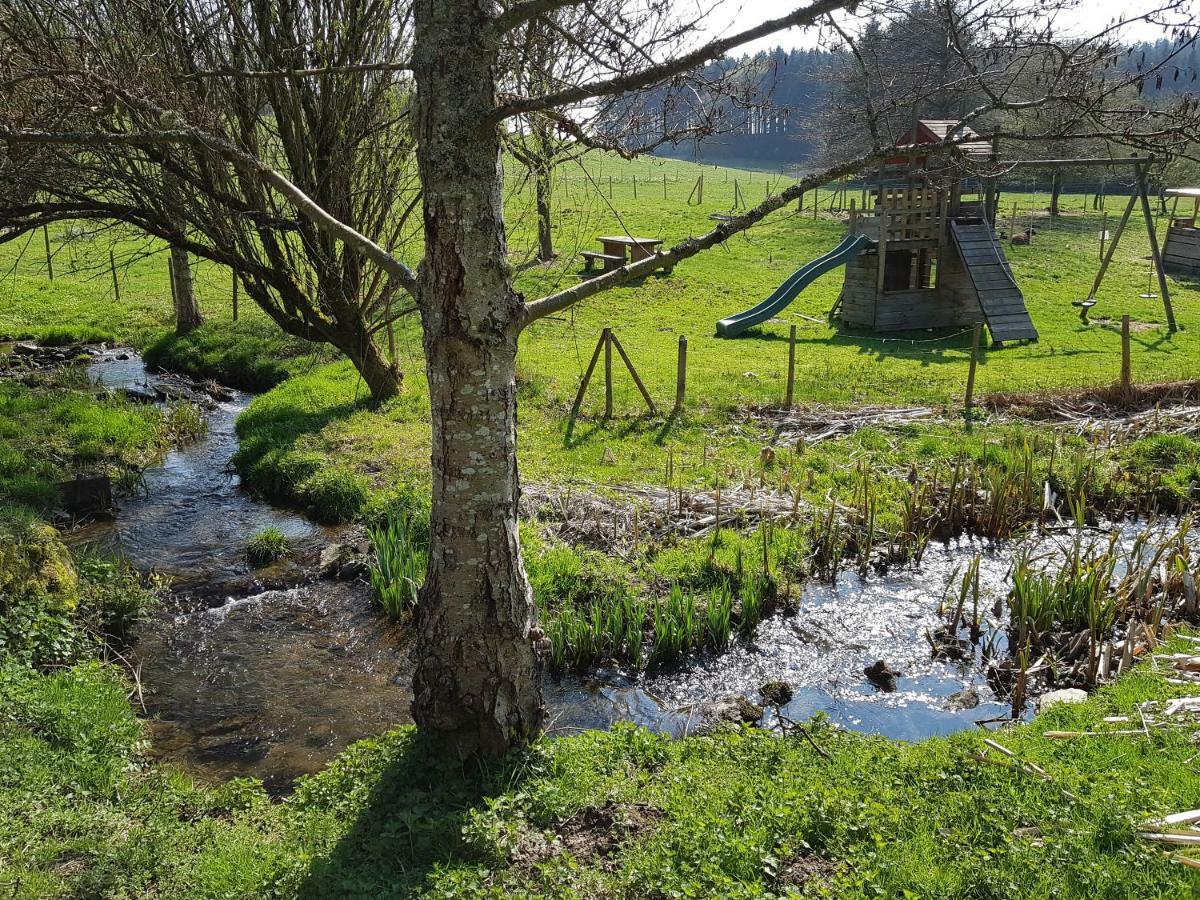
[4,153,1198,516]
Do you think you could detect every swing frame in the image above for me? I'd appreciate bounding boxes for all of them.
[1000,154,1175,332]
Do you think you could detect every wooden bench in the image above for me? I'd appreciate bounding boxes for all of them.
[581,250,625,272]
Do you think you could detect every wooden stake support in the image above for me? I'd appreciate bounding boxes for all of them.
[610,332,657,416]
[604,326,613,418]
[567,328,660,430]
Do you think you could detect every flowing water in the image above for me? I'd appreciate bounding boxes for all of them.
[70,351,1177,792]
[77,352,330,588]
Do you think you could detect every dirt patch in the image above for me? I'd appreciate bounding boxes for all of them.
[774,853,841,891]
[517,800,664,870]
[1090,317,1159,333]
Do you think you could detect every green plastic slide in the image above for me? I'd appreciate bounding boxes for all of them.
[716,232,872,337]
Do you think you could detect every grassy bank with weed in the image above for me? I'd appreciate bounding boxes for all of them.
[4,633,1200,897]
[0,370,167,511]
[143,321,316,392]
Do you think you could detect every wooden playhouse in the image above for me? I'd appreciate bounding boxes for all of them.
[838,121,1039,344]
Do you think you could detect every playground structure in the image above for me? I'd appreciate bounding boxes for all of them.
[1163,188,1200,277]
[717,120,1178,342]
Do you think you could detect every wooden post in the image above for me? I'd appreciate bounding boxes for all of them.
[674,335,687,414]
[109,249,120,302]
[567,330,607,429]
[610,332,657,416]
[603,327,613,419]
[1099,211,1108,262]
[232,271,239,321]
[965,322,982,417]
[42,225,53,280]
[1135,165,1176,333]
[632,175,637,199]
[608,175,613,199]
[698,173,704,204]
[785,324,796,407]
[663,173,667,200]
[1120,314,1132,394]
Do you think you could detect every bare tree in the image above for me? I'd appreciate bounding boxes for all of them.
[0,0,418,399]
[3,0,1199,757]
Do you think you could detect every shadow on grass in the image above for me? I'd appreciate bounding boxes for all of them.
[563,412,658,449]
[297,731,527,899]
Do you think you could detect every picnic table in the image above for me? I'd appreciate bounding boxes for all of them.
[582,235,665,272]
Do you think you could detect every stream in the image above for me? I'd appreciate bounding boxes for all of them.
[69,351,1154,792]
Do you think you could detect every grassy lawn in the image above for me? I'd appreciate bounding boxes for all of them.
[4,154,1199,507]
[3,636,1200,897]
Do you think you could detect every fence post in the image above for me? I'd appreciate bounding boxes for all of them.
[663,173,667,200]
[42,226,54,280]
[109,250,120,302]
[674,335,687,414]
[603,327,613,419]
[1120,314,1132,394]
[785,324,796,407]
[632,175,637,200]
[232,270,239,321]
[964,322,982,418]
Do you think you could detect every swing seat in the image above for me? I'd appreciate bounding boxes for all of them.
[1071,299,1097,309]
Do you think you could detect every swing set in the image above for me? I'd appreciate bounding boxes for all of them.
[1008,154,1176,332]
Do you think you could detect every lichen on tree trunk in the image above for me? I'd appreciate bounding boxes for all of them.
[410,0,544,757]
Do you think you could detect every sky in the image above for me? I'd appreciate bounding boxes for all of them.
[694,0,1188,57]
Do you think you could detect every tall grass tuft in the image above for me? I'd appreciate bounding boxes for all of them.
[369,512,426,619]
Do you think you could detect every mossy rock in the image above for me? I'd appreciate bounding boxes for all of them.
[0,519,78,611]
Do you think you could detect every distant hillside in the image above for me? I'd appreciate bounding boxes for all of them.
[646,38,1199,173]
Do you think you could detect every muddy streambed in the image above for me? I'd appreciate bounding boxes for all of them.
[67,352,1181,792]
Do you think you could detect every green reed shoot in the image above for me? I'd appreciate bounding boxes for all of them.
[369,511,426,619]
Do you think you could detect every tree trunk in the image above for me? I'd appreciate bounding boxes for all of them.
[340,329,402,402]
[535,163,555,262]
[1049,170,1062,219]
[410,0,543,758]
[170,246,202,335]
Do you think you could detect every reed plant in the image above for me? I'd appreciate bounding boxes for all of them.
[368,511,425,619]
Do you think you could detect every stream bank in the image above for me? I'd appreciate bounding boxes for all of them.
[53,350,1195,793]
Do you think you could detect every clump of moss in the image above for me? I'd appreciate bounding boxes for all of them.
[0,513,79,611]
